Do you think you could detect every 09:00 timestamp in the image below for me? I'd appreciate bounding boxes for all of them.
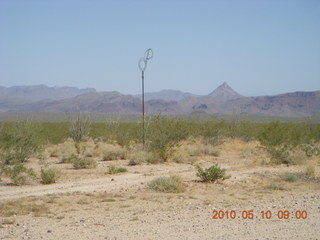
[212,210,308,220]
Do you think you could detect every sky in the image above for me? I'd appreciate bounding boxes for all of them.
[0,0,319,96]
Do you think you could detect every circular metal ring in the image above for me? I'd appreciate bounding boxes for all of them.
[138,57,147,72]
[144,48,153,61]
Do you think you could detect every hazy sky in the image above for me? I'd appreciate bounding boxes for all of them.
[0,0,319,96]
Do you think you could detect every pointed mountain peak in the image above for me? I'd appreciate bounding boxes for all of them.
[208,82,242,99]
[220,81,229,88]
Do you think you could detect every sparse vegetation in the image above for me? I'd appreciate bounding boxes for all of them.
[2,164,37,185]
[267,182,284,190]
[60,153,78,164]
[183,143,220,157]
[0,121,42,165]
[102,145,127,161]
[128,150,154,165]
[172,152,195,164]
[41,168,61,184]
[284,173,299,182]
[107,165,128,174]
[0,198,50,217]
[148,175,185,193]
[145,116,189,161]
[72,156,97,169]
[196,164,229,182]
[305,165,316,177]
[68,112,91,142]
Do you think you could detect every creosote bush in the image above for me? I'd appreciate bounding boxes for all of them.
[41,168,61,184]
[266,145,292,165]
[60,153,78,164]
[145,116,189,161]
[148,175,185,193]
[128,151,155,165]
[102,146,127,161]
[2,164,37,185]
[72,156,97,169]
[0,121,42,165]
[196,164,229,182]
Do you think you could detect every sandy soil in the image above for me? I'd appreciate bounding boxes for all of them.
[1,140,319,240]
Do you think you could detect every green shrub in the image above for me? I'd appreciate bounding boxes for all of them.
[148,175,185,193]
[128,151,155,165]
[146,116,189,161]
[284,173,299,182]
[266,145,292,165]
[195,164,229,182]
[41,168,61,184]
[60,153,78,164]
[302,144,320,157]
[0,121,42,165]
[104,121,140,147]
[107,165,128,174]
[102,147,127,161]
[72,157,97,169]
[2,164,37,185]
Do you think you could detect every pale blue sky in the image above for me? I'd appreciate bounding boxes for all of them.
[0,0,319,96]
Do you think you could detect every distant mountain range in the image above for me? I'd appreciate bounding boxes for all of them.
[135,89,198,101]
[0,83,319,117]
[0,84,95,101]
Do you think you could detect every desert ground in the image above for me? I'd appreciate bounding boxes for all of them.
[1,138,319,240]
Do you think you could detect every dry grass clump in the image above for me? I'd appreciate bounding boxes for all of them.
[290,148,309,165]
[148,175,185,193]
[2,164,37,185]
[106,165,128,174]
[60,153,78,164]
[47,140,77,158]
[304,164,316,177]
[171,151,196,164]
[1,219,15,225]
[12,172,37,185]
[267,182,284,190]
[201,136,225,147]
[72,156,97,169]
[95,143,127,161]
[128,150,155,165]
[0,198,50,217]
[178,139,220,157]
[46,145,60,158]
[222,138,260,152]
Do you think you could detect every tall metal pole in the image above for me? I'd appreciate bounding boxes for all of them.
[138,48,153,149]
[142,70,145,147]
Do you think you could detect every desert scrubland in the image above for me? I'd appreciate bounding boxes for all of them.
[0,117,319,239]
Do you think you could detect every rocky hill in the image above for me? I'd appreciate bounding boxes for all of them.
[0,83,319,117]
